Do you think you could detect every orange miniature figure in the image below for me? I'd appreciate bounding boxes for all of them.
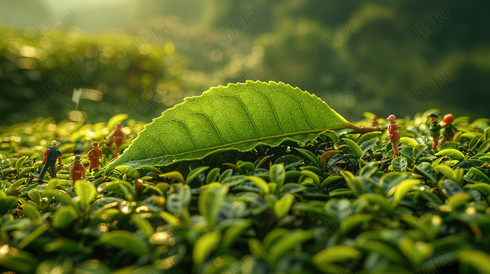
[387,114,400,157]
[87,141,102,172]
[106,123,125,157]
[371,115,379,127]
[439,114,457,146]
[69,155,85,186]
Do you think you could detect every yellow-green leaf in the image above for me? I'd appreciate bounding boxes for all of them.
[270,164,285,189]
[245,176,270,194]
[267,229,313,266]
[130,215,154,239]
[159,171,185,183]
[446,193,472,209]
[219,219,252,253]
[75,180,96,208]
[198,185,228,225]
[274,194,294,218]
[399,137,419,146]
[458,250,490,273]
[107,113,128,132]
[392,179,422,206]
[193,231,221,267]
[435,165,455,181]
[313,246,362,266]
[106,81,355,171]
[115,165,140,179]
[435,149,464,161]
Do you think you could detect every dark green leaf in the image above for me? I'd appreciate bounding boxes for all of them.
[464,167,490,184]
[360,138,379,158]
[392,156,408,172]
[186,166,209,184]
[342,138,362,159]
[415,162,437,184]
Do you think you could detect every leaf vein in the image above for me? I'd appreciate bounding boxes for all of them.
[155,126,349,159]
[222,94,262,138]
[252,86,286,133]
[175,119,198,150]
[273,88,317,129]
[193,112,226,144]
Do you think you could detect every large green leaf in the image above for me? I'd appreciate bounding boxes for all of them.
[106,81,354,171]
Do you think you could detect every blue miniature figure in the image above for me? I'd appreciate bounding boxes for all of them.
[37,140,62,182]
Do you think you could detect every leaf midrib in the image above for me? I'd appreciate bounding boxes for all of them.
[147,124,353,160]
[107,81,356,170]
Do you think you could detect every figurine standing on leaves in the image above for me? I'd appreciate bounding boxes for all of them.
[387,114,400,157]
[69,155,85,186]
[37,140,62,182]
[105,123,125,157]
[87,141,102,172]
[371,115,379,127]
[440,113,457,146]
[428,113,441,150]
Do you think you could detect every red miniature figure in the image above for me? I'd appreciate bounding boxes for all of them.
[87,141,102,172]
[439,114,457,146]
[387,114,400,157]
[428,113,441,150]
[37,140,62,182]
[371,115,379,127]
[106,123,125,157]
[69,155,85,186]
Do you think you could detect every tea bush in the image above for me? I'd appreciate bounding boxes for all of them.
[0,111,489,273]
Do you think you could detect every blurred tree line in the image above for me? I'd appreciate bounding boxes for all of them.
[198,0,490,120]
[0,27,180,124]
[1,0,489,125]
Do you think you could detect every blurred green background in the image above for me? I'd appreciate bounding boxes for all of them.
[1,0,489,125]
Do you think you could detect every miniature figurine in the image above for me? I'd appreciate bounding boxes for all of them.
[371,115,379,127]
[387,114,400,157]
[87,141,102,172]
[428,113,441,150]
[37,140,62,182]
[105,123,125,157]
[69,155,85,186]
[439,113,457,146]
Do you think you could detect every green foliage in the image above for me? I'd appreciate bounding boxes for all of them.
[0,110,489,273]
